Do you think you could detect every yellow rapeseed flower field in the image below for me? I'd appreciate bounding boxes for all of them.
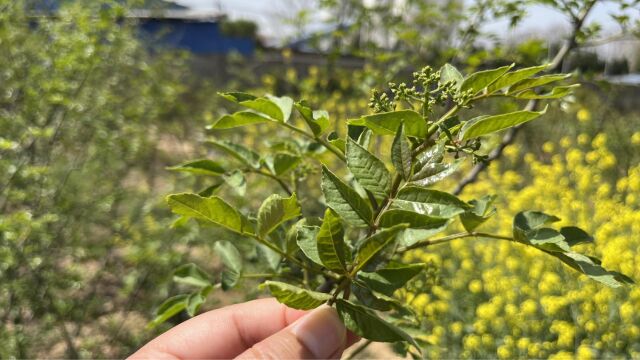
[403,129,640,358]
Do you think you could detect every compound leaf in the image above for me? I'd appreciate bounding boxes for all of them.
[257,193,301,238]
[353,224,408,273]
[487,64,548,93]
[173,263,211,288]
[379,210,448,229]
[460,64,513,95]
[207,140,260,169]
[460,106,548,140]
[336,299,420,350]
[391,123,413,181]
[346,138,391,200]
[168,159,226,177]
[321,166,373,227]
[295,100,330,136]
[265,281,331,310]
[296,225,323,266]
[358,263,425,296]
[209,111,273,129]
[214,240,243,290]
[439,63,464,89]
[166,194,250,234]
[317,209,349,273]
[348,110,427,138]
[148,295,188,329]
[395,186,470,218]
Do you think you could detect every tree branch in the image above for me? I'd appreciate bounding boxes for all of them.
[453,0,598,195]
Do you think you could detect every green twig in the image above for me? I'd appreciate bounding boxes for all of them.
[280,122,346,162]
[398,231,513,253]
[251,169,293,195]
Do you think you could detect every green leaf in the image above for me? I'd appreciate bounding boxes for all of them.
[336,299,420,350]
[173,263,212,288]
[355,127,372,149]
[257,244,282,270]
[439,63,464,89]
[512,211,573,252]
[265,153,301,176]
[346,138,391,200]
[168,159,226,177]
[317,208,349,273]
[410,158,464,187]
[487,64,548,93]
[353,224,408,273]
[257,193,301,238]
[265,94,294,122]
[547,251,633,288]
[391,123,413,181]
[560,226,594,246]
[186,286,213,316]
[513,210,560,241]
[327,132,346,154]
[414,142,444,170]
[295,100,330,136]
[460,106,548,140]
[358,263,425,296]
[222,170,247,197]
[265,281,331,310]
[526,228,571,252]
[399,225,450,247]
[207,140,260,169]
[198,183,223,197]
[321,166,373,227]
[348,110,427,138]
[508,74,571,93]
[208,111,273,129]
[218,92,286,121]
[395,186,470,218]
[147,295,188,329]
[296,225,323,266]
[460,64,514,95]
[512,85,578,99]
[166,194,250,234]
[214,240,243,290]
[351,283,396,311]
[379,209,448,229]
[460,195,497,232]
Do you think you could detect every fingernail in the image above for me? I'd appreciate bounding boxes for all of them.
[291,305,346,358]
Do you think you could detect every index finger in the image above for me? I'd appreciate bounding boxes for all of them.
[129,298,308,359]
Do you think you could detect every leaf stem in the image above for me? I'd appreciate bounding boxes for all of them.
[413,104,461,157]
[251,169,293,195]
[326,277,350,306]
[248,233,339,280]
[280,122,346,162]
[398,231,513,253]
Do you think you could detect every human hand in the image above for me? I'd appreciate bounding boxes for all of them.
[129,298,359,359]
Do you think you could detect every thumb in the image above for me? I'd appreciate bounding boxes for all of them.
[236,305,347,359]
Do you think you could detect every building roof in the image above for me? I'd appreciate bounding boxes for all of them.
[128,9,225,21]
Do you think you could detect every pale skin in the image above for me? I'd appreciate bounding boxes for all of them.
[130,298,359,359]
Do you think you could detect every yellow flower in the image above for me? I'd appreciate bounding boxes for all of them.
[463,334,481,350]
[543,141,555,153]
[468,279,483,294]
[576,344,595,360]
[577,108,591,122]
[497,345,511,359]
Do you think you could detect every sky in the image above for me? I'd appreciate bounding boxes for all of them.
[168,0,638,57]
